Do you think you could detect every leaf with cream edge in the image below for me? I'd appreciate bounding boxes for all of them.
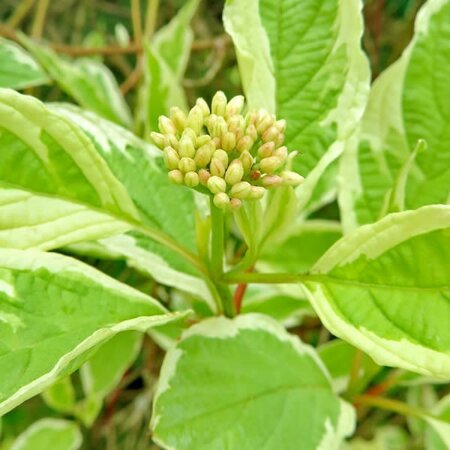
[20,35,132,128]
[0,38,49,90]
[151,314,355,450]
[138,0,200,133]
[224,0,370,214]
[302,205,450,378]
[339,0,450,232]
[49,103,214,306]
[0,89,204,289]
[9,419,82,450]
[0,249,187,416]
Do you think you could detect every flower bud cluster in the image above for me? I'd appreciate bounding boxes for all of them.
[151,92,304,209]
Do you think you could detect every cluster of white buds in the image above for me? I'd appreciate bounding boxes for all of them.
[151,91,304,209]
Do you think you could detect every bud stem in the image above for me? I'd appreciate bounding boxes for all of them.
[209,197,236,317]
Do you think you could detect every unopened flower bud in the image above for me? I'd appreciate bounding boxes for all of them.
[196,134,212,148]
[245,111,258,126]
[186,105,204,134]
[275,119,287,133]
[262,126,279,142]
[170,106,187,131]
[213,136,221,148]
[163,146,180,170]
[245,124,258,141]
[150,132,165,149]
[227,115,245,133]
[198,169,211,185]
[230,181,252,199]
[184,171,199,188]
[225,160,244,185]
[159,116,177,135]
[229,198,242,210]
[222,131,236,152]
[179,157,196,173]
[211,91,227,116]
[213,149,228,167]
[239,151,254,173]
[182,127,197,143]
[256,112,274,134]
[196,98,210,117]
[273,146,288,161]
[281,170,304,186]
[164,134,179,150]
[207,175,226,194]
[213,116,228,138]
[275,133,285,147]
[260,156,283,174]
[206,114,218,133]
[257,142,275,159]
[195,144,214,168]
[261,175,283,188]
[248,186,266,200]
[213,192,230,209]
[210,157,226,177]
[225,95,244,117]
[178,137,196,158]
[168,169,183,184]
[236,135,253,153]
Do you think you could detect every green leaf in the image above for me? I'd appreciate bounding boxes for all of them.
[241,285,313,326]
[139,0,200,133]
[318,340,380,394]
[41,377,76,414]
[0,88,137,249]
[224,0,370,211]
[0,248,185,416]
[0,38,49,90]
[340,0,450,231]
[9,419,82,450]
[20,36,132,127]
[80,331,142,400]
[151,314,355,450]
[259,220,342,273]
[222,0,275,112]
[425,394,450,450]
[0,89,203,286]
[303,205,450,378]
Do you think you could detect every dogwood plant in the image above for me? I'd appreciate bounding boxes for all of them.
[0,0,449,449]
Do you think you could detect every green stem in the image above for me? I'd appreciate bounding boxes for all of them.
[354,395,433,419]
[210,198,224,279]
[208,198,236,317]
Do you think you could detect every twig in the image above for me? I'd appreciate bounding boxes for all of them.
[131,0,143,45]
[233,266,254,314]
[31,0,50,39]
[183,38,227,88]
[6,0,35,28]
[0,25,230,56]
[120,58,143,94]
[144,0,159,40]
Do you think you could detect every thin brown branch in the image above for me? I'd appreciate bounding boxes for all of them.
[0,25,231,56]
[233,266,254,314]
[120,58,143,94]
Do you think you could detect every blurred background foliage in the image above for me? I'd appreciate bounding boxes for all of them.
[0,1,440,450]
